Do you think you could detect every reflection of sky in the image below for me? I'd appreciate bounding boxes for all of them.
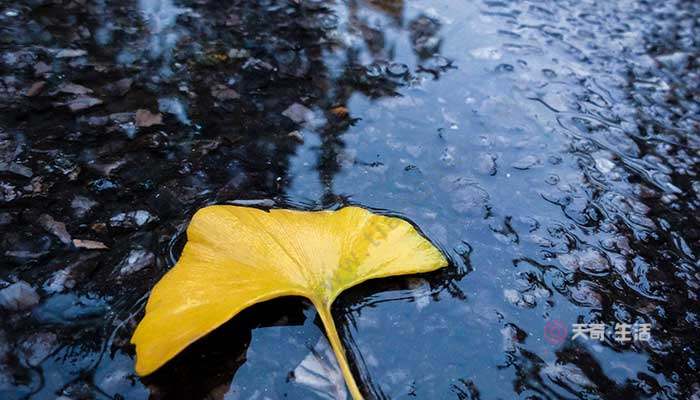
[138,0,187,59]
[288,0,671,397]
[288,130,326,203]
[113,0,189,76]
[286,1,445,202]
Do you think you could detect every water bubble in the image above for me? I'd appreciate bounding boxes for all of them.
[365,63,384,78]
[387,62,409,77]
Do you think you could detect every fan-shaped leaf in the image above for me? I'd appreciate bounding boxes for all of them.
[132,205,447,399]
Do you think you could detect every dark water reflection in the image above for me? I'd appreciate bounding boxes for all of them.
[1,0,699,398]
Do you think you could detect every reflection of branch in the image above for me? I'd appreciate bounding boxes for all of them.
[451,378,481,400]
[409,15,442,60]
[293,338,348,400]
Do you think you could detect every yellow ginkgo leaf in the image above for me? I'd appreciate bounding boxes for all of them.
[131,205,447,399]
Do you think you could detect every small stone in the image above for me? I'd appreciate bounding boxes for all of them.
[655,52,689,69]
[0,161,33,177]
[26,81,46,97]
[81,115,109,126]
[64,95,103,112]
[476,153,497,175]
[0,281,40,311]
[570,282,603,308]
[592,150,616,173]
[5,250,46,259]
[55,49,87,58]
[594,157,615,174]
[542,363,593,388]
[22,177,47,193]
[109,112,135,124]
[227,48,250,59]
[511,155,540,170]
[231,198,275,207]
[118,249,155,275]
[0,212,12,225]
[557,249,610,274]
[242,57,275,71]
[32,293,107,324]
[440,176,489,214]
[211,84,239,101]
[55,82,92,95]
[34,62,52,76]
[43,269,75,293]
[103,78,133,96]
[134,210,151,226]
[89,178,117,192]
[38,214,72,245]
[91,222,107,233]
[504,289,520,305]
[71,195,97,217]
[329,106,349,117]
[134,109,163,127]
[282,102,313,124]
[529,234,554,247]
[0,182,18,202]
[72,239,108,250]
[109,210,156,228]
[440,146,456,166]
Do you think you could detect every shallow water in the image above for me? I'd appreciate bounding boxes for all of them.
[1,0,699,398]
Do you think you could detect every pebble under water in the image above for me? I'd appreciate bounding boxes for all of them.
[1,0,699,399]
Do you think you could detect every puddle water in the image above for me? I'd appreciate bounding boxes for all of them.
[1,0,699,398]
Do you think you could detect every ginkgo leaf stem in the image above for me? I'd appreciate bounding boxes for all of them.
[314,300,364,400]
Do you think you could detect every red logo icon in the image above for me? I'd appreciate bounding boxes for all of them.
[544,319,568,345]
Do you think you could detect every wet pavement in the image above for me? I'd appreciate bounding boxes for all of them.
[1,0,699,398]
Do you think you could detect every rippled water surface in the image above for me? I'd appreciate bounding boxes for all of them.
[1,0,699,398]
